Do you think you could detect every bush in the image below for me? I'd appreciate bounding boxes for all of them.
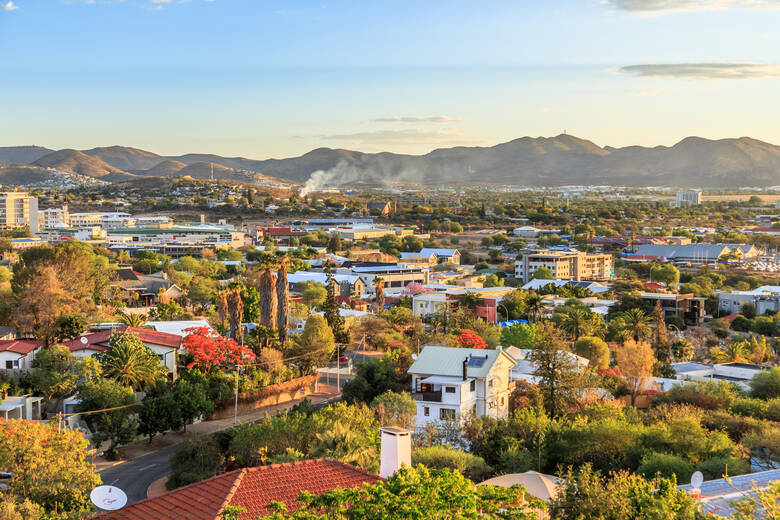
[412,445,493,482]
[654,381,739,411]
[750,367,780,399]
[167,436,224,489]
[766,398,780,422]
[730,397,768,419]
[637,452,694,483]
[498,445,535,474]
[731,315,754,333]
[700,410,763,442]
[696,456,749,481]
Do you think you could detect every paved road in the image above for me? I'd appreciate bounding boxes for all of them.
[99,445,178,504]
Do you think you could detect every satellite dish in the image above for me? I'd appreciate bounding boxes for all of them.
[690,471,704,488]
[411,354,418,360]
[80,337,89,345]
[90,486,127,511]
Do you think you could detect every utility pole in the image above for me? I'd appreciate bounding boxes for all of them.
[233,368,240,426]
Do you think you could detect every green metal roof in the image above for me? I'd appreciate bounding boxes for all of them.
[407,345,512,379]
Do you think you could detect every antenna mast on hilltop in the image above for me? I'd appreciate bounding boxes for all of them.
[210,163,214,181]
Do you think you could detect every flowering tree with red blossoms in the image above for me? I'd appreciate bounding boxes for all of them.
[457,329,487,349]
[182,327,255,372]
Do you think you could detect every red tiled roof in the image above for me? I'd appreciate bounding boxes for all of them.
[0,340,41,355]
[64,326,181,352]
[92,459,380,520]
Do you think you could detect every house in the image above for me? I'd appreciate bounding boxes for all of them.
[418,248,461,265]
[113,268,183,307]
[671,361,766,390]
[521,279,610,295]
[0,395,43,420]
[504,346,589,383]
[63,327,181,376]
[287,271,366,297]
[0,340,42,373]
[639,292,705,325]
[91,458,382,519]
[399,251,438,266]
[408,346,516,428]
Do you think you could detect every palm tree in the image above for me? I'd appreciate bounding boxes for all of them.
[116,311,148,328]
[228,287,244,345]
[259,267,278,329]
[560,307,591,340]
[710,341,749,363]
[374,277,385,312]
[313,422,375,470]
[276,258,289,343]
[525,293,545,323]
[618,308,653,342]
[100,334,163,389]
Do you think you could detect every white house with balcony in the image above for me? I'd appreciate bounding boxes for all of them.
[407,346,516,428]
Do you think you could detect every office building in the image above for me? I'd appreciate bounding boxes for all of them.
[0,192,39,234]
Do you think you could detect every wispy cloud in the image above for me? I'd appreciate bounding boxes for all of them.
[618,63,780,80]
[369,115,465,124]
[603,0,780,13]
[2,1,19,11]
[319,128,483,145]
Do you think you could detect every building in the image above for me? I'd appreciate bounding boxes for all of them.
[521,279,610,295]
[418,248,461,265]
[287,271,366,297]
[0,340,41,373]
[718,285,780,315]
[63,327,181,376]
[514,250,613,283]
[675,190,702,207]
[0,192,38,233]
[672,362,767,391]
[338,264,431,292]
[412,291,449,317]
[113,268,183,307]
[513,226,541,239]
[627,244,761,265]
[408,346,516,428]
[38,206,69,229]
[366,201,393,216]
[639,292,706,325]
[678,469,780,516]
[91,458,381,519]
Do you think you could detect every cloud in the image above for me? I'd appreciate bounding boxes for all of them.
[319,128,482,145]
[2,1,19,10]
[603,0,780,13]
[618,63,780,80]
[369,115,464,124]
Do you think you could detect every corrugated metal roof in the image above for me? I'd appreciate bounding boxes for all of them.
[408,346,511,379]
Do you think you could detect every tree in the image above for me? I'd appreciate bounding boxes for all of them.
[323,278,349,344]
[139,389,182,443]
[529,322,582,417]
[0,420,100,515]
[54,314,86,342]
[411,446,493,482]
[483,274,504,288]
[750,367,780,399]
[76,378,138,459]
[29,344,89,401]
[531,267,554,280]
[173,378,214,432]
[258,466,540,520]
[650,264,680,287]
[148,301,184,321]
[500,323,538,349]
[559,307,594,340]
[227,287,244,344]
[13,266,70,345]
[287,315,335,374]
[277,258,290,343]
[259,268,278,329]
[573,336,610,371]
[342,357,405,404]
[298,281,327,308]
[740,302,757,319]
[525,292,545,322]
[99,332,165,389]
[456,329,488,349]
[651,301,669,347]
[617,308,653,342]
[616,340,655,405]
[116,310,148,328]
[182,327,256,373]
[371,390,417,430]
[374,277,386,312]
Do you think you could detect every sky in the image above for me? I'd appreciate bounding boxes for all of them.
[1,0,780,158]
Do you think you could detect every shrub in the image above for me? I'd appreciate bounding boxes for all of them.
[700,410,763,442]
[411,445,493,482]
[696,456,749,481]
[637,452,694,483]
[167,436,224,489]
[498,445,535,474]
[730,397,768,419]
[654,381,739,411]
[766,398,780,422]
[750,367,780,399]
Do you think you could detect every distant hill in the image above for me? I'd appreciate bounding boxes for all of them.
[4,134,780,186]
[0,146,54,165]
[82,146,162,171]
[0,165,61,185]
[33,149,136,182]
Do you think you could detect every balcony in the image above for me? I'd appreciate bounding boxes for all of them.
[413,390,442,403]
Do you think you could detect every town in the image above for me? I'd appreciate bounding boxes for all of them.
[0,180,779,518]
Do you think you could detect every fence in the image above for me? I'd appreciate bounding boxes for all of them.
[208,374,318,420]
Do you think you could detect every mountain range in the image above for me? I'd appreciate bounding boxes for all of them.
[1,134,780,187]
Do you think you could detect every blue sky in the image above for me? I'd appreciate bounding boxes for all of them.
[2,0,780,158]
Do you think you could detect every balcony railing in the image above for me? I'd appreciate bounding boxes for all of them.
[412,390,442,403]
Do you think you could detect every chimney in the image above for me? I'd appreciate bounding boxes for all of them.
[200,214,206,224]
[379,427,411,479]
[462,358,468,381]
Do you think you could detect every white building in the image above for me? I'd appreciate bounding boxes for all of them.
[718,286,780,315]
[671,362,765,390]
[0,192,38,233]
[38,206,69,229]
[407,346,516,428]
[0,340,41,373]
[675,190,703,207]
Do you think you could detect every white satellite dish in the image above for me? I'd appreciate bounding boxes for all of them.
[80,336,89,345]
[411,354,418,360]
[690,471,704,488]
[90,485,127,511]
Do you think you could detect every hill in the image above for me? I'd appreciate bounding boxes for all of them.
[33,149,136,182]
[138,159,187,177]
[0,146,54,165]
[82,146,162,171]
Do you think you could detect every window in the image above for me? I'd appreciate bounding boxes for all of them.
[439,408,456,421]
[424,407,430,417]
[5,360,13,369]
[445,386,456,394]
[470,380,476,392]
[501,397,505,406]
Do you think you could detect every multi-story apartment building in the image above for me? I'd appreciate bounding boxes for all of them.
[675,190,703,207]
[0,192,39,233]
[408,346,516,428]
[514,250,613,283]
[38,206,69,229]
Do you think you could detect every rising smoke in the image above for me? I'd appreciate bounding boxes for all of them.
[300,158,435,196]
